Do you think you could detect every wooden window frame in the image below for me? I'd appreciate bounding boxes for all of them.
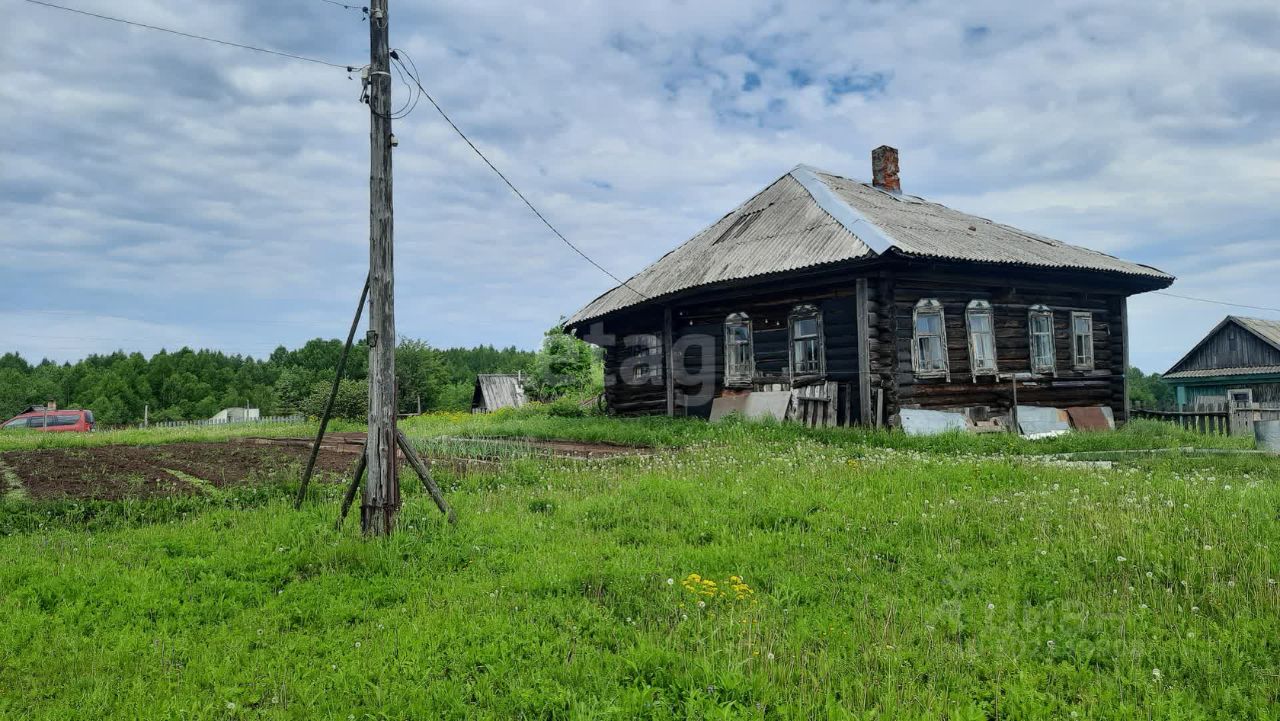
[965,300,998,379]
[1071,311,1094,370]
[723,312,754,388]
[626,334,662,384]
[912,299,950,380]
[1028,304,1057,375]
[1228,388,1253,410]
[788,304,825,380]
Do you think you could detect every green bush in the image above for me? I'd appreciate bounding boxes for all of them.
[547,396,586,418]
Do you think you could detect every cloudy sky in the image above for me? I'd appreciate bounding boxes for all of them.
[2,0,1278,372]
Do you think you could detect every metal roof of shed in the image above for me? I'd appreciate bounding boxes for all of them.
[567,164,1172,326]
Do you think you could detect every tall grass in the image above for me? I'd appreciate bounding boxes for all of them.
[0,417,1276,718]
[401,409,1256,455]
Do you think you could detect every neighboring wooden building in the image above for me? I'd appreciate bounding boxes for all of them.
[471,373,527,413]
[1163,316,1280,407]
[564,146,1174,428]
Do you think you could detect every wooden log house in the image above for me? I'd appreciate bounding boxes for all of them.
[564,147,1174,428]
[1163,316,1280,407]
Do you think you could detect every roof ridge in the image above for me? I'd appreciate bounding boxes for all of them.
[788,165,895,253]
[566,161,1174,328]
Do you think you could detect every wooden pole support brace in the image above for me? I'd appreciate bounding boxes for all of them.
[335,447,368,530]
[296,275,371,510]
[396,429,456,524]
[337,435,456,528]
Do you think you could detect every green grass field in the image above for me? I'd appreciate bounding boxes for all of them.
[1,412,1276,719]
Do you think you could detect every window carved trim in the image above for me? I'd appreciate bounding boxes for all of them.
[1028,304,1057,375]
[724,312,755,387]
[1071,311,1094,370]
[912,298,950,380]
[965,299,998,380]
[788,304,825,380]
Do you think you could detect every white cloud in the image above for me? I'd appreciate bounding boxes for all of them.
[0,0,1277,368]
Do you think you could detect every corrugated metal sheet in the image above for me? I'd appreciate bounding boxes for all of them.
[473,374,526,412]
[566,165,1173,326]
[1235,316,1280,351]
[1164,365,1280,380]
[567,175,874,325]
[815,171,1172,279]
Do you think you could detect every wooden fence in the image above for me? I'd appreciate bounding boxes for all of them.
[146,414,306,429]
[1131,402,1280,436]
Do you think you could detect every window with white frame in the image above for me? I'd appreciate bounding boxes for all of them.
[965,300,997,376]
[724,313,754,387]
[912,299,949,377]
[788,304,824,377]
[1028,305,1056,374]
[1071,312,1094,369]
[627,334,661,383]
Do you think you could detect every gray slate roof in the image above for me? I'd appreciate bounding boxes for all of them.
[1163,315,1280,377]
[472,374,526,412]
[1163,365,1280,380]
[1235,316,1280,350]
[567,164,1172,326]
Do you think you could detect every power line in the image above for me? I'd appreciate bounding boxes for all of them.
[24,0,354,70]
[389,51,648,300]
[1154,291,1280,314]
[316,0,367,10]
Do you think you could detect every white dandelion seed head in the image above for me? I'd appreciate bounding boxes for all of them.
[666,578,674,586]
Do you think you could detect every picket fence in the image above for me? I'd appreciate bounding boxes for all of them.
[1131,401,1280,437]
[145,414,306,429]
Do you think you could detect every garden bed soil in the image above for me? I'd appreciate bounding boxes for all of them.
[0,442,358,501]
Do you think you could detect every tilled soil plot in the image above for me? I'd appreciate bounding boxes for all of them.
[0,442,358,501]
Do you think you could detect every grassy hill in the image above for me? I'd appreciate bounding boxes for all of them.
[0,413,1276,718]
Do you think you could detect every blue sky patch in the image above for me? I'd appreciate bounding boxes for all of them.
[826,72,890,103]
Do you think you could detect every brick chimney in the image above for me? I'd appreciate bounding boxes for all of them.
[871,145,900,193]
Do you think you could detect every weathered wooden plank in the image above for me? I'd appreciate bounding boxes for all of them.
[856,277,872,426]
[663,307,675,418]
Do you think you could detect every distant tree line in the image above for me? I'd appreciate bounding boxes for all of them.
[0,336,567,425]
[1127,366,1174,409]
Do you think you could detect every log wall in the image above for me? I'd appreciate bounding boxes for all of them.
[588,260,1147,426]
[884,270,1130,423]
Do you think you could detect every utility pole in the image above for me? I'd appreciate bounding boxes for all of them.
[363,0,399,536]
[302,1,452,529]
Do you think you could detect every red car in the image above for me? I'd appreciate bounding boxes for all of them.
[2,408,95,432]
